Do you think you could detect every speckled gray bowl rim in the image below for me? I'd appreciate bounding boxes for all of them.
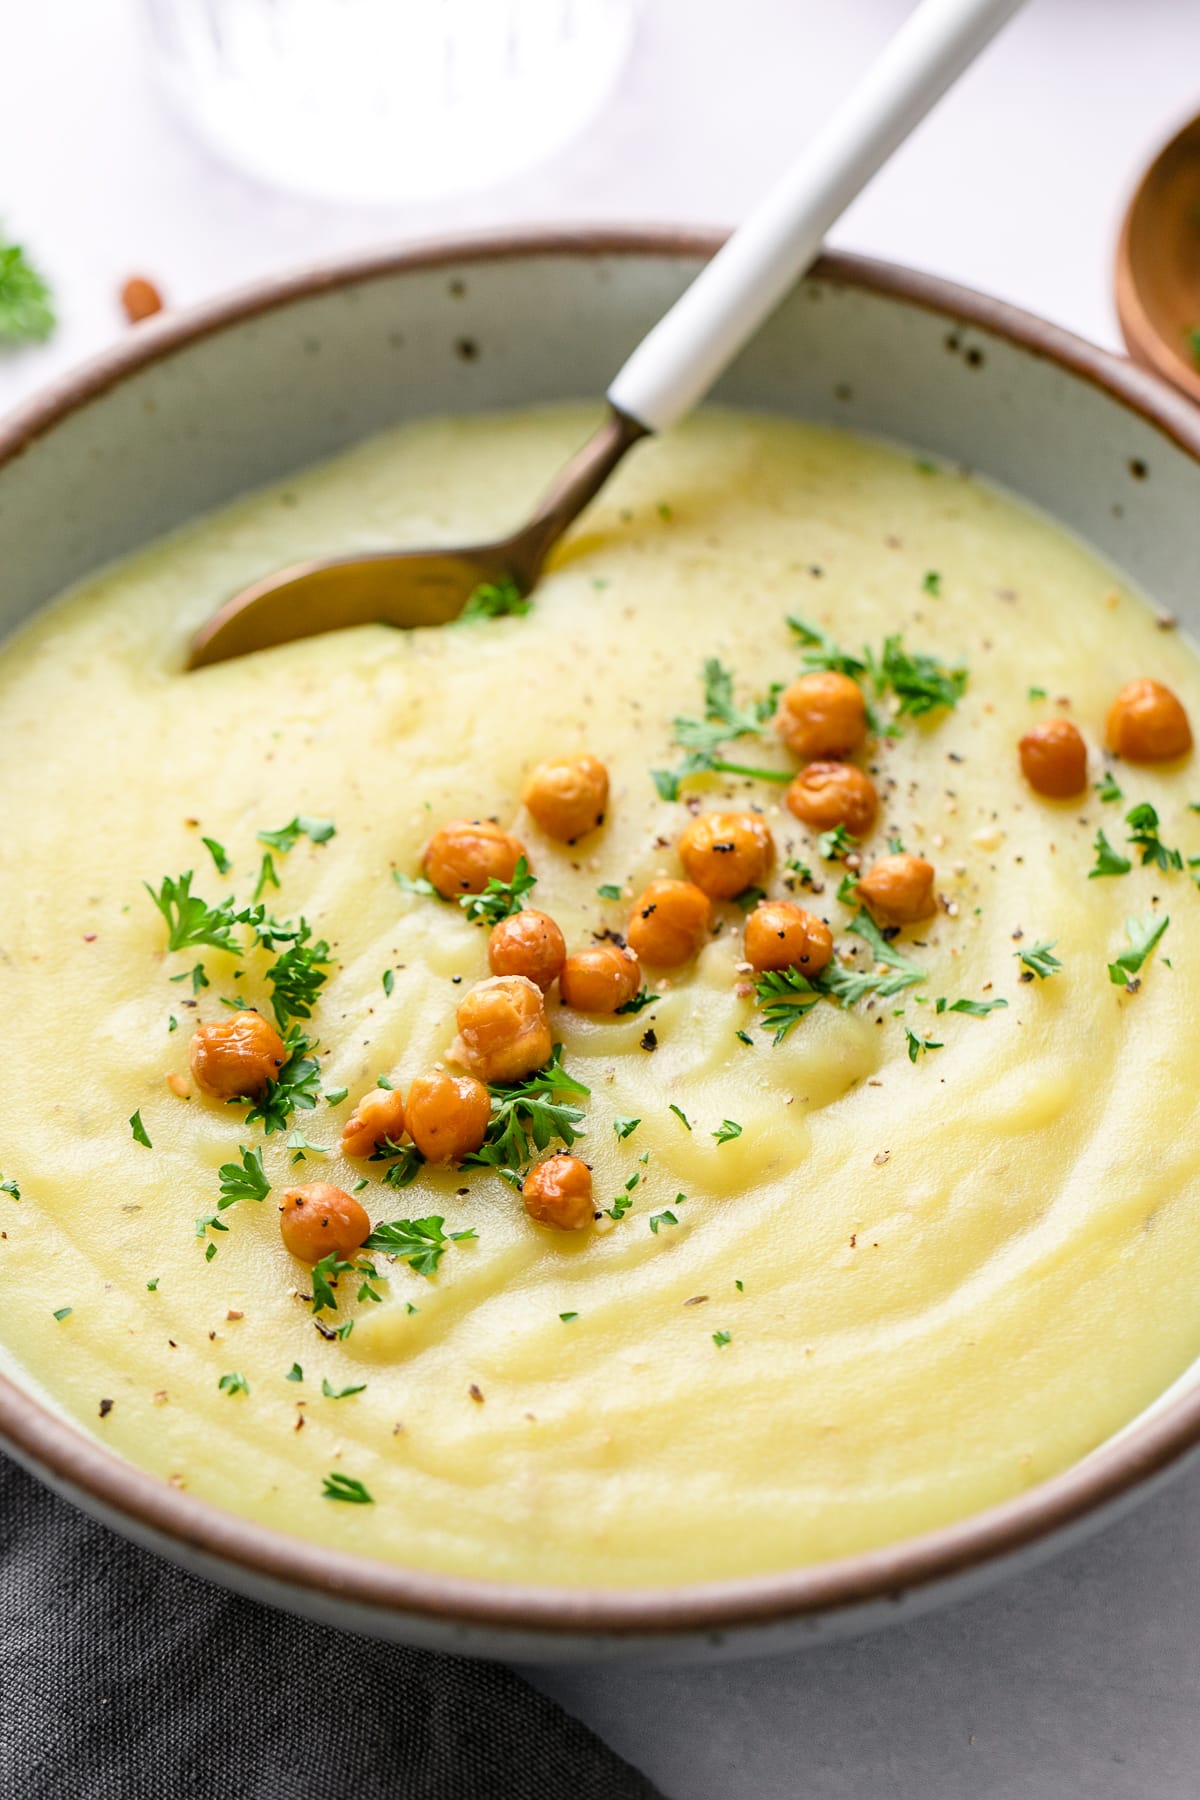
[4,227,1200,1643]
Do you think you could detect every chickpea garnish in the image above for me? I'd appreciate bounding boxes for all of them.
[855,853,937,926]
[677,811,774,900]
[339,1086,407,1159]
[189,1010,286,1101]
[279,1183,370,1264]
[423,819,528,897]
[449,974,552,1084]
[406,1071,492,1162]
[559,943,642,1013]
[522,754,609,842]
[1018,718,1088,798]
[626,879,712,968]
[743,900,834,975]
[775,671,867,761]
[522,1154,594,1231]
[785,762,878,836]
[488,909,566,991]
[1106,679,1192,762]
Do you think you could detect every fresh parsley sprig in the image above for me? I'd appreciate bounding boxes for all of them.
[241,1028,322,1134]
[1016,940,1062,980]
[1108,912,1169,988]
[462,1046,589,1183]
[1124,802,1183,873]
[753,910,927,1041]
[1089,829,1132,879]
[364,1215,477,1277]
[459,856,536,926]
[217,1145,270,1209]
[257,816,336,853]
[145,872,242,955]
[652,659,789,799]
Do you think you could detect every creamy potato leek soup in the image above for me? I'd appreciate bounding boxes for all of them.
[3,405,1200,1588]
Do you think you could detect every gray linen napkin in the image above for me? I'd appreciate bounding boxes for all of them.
[0,1453,660,1800]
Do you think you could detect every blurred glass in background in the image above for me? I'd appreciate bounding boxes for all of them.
[142,0,639,205]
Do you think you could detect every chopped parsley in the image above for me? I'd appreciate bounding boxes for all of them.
[1108,912,1169,987]
[733,886,767,913]
[1027,686,1047,701]
[364,1215,476,1277]
[202,837,231,875]
[1096,772,1123,804]
[217,1372,250,1397]
[787,614,868,680]
[753,967,824,1042]
[286,1363,303,1382]
[712,1119,743,1145]
[836,870,861,905]
[597,884,623,901]
[262,922,332,1029]
[905,1028,943,1062]
[309,1251,357,1314]
[459,855,536,926]
[1017,940,1062,979]
[322,1377,366,1400]
[52,1307,72,1323]
[649,1210,679,1233]
[0,233,55,343]
[606,1193,635,1221]
[668,1104,692,1131]
[1124,801,1183,872]
[253,853,280,900]
[613,1117,641,1140]
[146,1278,159,1292]
[756,912,927,1041]
[242,1028,322,1134]
[870,634,967,719]
[463,1047,589,1182]
[652,658,788,797]
[393,871,437,898]
[129,1110,152,1148]
[937,996,1008,1017]
[460,577,529,622]
[324,1087,348,1106]
[375,1141,426,1190]
[382,968,395,997]
[615,988,659,1016]
[922,570,942,595]
[560,1311,579,1322]
[1089,829,1132,879]
[712,1330,732,1348]
[321,1472,374,1504]
[818,824,858,862]
[1,1175,22,1202]
[217,1145,270,1208]
[257,816,336,854]
[145,871,241,955]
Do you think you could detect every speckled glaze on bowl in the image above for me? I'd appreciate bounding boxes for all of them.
[4,231,1200,1664]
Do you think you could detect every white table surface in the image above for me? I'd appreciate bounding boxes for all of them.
[5,3,1200,1794]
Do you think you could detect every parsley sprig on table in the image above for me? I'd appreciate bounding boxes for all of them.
[462,1046,589,1185]
[459,856,536,926]
[0,232,55,344]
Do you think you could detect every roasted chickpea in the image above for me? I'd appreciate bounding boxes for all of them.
[785,762,878,836]
[677,811,774,900]
[189,1010,286,1100]
[279,1183,371,1264]
[1106,679,1192,762]
[856,853,937,926]
[339,1086,407,1159]
[488,909,566,990]
[406,1071,492,1162]
[522,1154,594,1231]
[743,900,834,975]
[775,672,867,761]
[1019,718,1088,798]
[449,975,552,1084]
[559,944,642,1013]
[522,754,609,842]
[626,879,712,967]
[422,819,528,897]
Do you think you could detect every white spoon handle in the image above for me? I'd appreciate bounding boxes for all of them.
[607,0,1025,434]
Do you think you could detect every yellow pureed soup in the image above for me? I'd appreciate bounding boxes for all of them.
[2,406,1200,1588]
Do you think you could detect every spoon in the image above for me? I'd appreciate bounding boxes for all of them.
[188,0,1026,669]
[1116,108,1200,406]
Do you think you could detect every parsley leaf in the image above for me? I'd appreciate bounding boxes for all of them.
[262,921,332,1030]
[649,1210,679,1233]
[653,659,788,797]
[0,1175,20,1202]
[615,988,659,1016]
[375,1141,426,1190]
[241,1028,322,1134]
[753,968,821,1041]
[869,634,967,719]
[257,816,336,854]
[0,234,55,343]
[145,872,241,955]
[309,1251,357,1314]
[322,1377,366,1400]
[1089,829,1132,879]
[905,1028,943,1062]
[459,856,536,926]
[818,824,858,862]
[922,570,942,595]
[712,1330,732,1348]
[201,837,231,875]
[1016,940,1062,979]
[393,871,437,898]
[217,1144,270,1208]
[286,1363,303,1382]
[364,1215,476,1277]
[823,911,927,1004]
[460,577,529,622]
[944,997,1008,1017]
[218,1371,250,1397]
[712,1119,743,1145]
[322,1472,374,1504]
[129,1110,152,1148]
[1108,912,1169,986]
[1095,772,1123,804]
[786,615,867,679]
[597,884,623,901]
[668,1103,692,1131]
[463,1046,589,1180]
[1124,801,1183,872]
[613,1117,641,1140]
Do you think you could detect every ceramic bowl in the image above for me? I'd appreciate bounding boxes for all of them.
[4,231,1200,1663]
